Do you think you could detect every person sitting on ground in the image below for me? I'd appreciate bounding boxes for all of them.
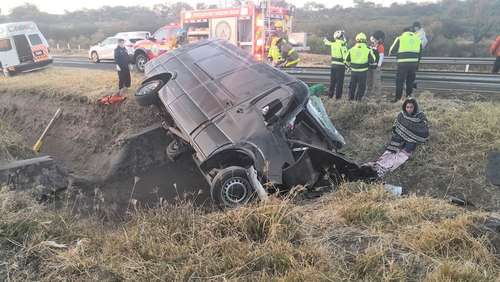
[366,98,429,178]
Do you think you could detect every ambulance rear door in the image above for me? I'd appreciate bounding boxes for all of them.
[13,34,34,63]
[0,37,20,69]
[27,32,51,62]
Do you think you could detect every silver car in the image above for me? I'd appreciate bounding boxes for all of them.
[115,31,151,40]
[88,36,143,63]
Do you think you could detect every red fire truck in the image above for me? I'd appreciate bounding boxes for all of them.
[181,1,294,61]
[132,1,296,72]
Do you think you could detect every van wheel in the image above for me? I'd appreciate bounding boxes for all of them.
[91,52,100,63]
[3,70,11,77]
[136,53,148,72]
[166,139,188,161]
[210,166,256,209]
[134,79,165,106]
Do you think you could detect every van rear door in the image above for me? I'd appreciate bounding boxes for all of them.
[13,35,34,63]
[0,38,20,69]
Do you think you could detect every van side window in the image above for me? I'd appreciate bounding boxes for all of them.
[0,39,12,51]
[28,34,43,46]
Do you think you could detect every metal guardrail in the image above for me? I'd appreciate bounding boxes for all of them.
[284,67,500,92]
[383,56,495,65]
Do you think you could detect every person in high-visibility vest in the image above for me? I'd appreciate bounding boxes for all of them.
[345,33,376,101]
[389,28,422,102]
[273,20,287,41]
[268,37,300,68]
[268,37,281,63]
[324,30,348,99]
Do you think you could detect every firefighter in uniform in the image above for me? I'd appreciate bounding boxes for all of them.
[324,30,348,99]
[273,20,287,41]
[268,37,300,68]
[346,33,376,101]
[389,28,422,102]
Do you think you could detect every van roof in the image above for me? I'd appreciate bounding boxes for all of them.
[0,22,39,37]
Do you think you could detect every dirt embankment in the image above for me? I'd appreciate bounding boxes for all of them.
[1,68,500,281]
[0,68,498,211]
[0,85,158,178]
[0,68,210,212]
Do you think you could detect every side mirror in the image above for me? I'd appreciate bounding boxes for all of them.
[262,99,283,123]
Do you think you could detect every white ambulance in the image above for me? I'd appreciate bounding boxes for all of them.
[0,22,52,76]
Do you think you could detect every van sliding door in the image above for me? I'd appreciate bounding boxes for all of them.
[13,35,34,63]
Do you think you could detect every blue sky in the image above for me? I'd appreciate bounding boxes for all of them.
[2,0,436,14]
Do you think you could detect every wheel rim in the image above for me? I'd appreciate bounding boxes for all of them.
[137,56,146,71]
[92,53,98,62]
[136,80,162,97]
[221,177,251,206]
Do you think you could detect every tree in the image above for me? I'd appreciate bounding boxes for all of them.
[196,3,207,9]
[153,2,193,20]
[9,3,40,19]
[303,2,325,11]
[353,0,376,9]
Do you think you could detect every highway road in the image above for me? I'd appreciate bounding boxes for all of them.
[52,56,500,93]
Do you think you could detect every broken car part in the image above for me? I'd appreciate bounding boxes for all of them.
[135,39,376,208]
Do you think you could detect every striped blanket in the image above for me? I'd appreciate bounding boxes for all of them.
[387,111,429,151]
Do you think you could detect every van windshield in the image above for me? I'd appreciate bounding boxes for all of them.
[0,39,12,51]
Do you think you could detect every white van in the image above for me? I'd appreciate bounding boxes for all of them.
[0,22,53,76]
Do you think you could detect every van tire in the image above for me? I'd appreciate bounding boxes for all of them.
[166,139,188,161]
[134,79,165,107]
[91,52,100,63]
[210,166,257,209]
[135,53,148,73]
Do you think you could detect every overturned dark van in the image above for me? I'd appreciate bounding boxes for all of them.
[135,39,374,208]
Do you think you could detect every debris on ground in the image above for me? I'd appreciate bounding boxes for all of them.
[487,151,500,187]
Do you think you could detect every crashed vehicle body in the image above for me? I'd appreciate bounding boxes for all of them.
[135,39,374,208]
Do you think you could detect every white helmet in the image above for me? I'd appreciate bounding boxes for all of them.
[333,30,345,40]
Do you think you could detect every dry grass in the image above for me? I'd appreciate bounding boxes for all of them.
[1,68,500,280]
[0,121,33,162]
[0,67,142,102]
[1,183,499,281]
[326,92,500,209]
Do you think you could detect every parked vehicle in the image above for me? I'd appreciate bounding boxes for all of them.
[132,2,299,73]
[88,36,143,63]
[180,1,295,61]
[115,31,151,40]
[131,24,181,72]
[0,21,52,76]
[135,39,375,208]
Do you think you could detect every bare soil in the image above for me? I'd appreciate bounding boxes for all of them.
[0,70,209,212]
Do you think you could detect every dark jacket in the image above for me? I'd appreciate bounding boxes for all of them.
[114,46,130,70]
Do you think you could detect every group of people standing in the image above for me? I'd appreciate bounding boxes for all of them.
[324,22,427,103]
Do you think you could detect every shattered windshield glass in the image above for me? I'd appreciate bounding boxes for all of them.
[306,91,346,146]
